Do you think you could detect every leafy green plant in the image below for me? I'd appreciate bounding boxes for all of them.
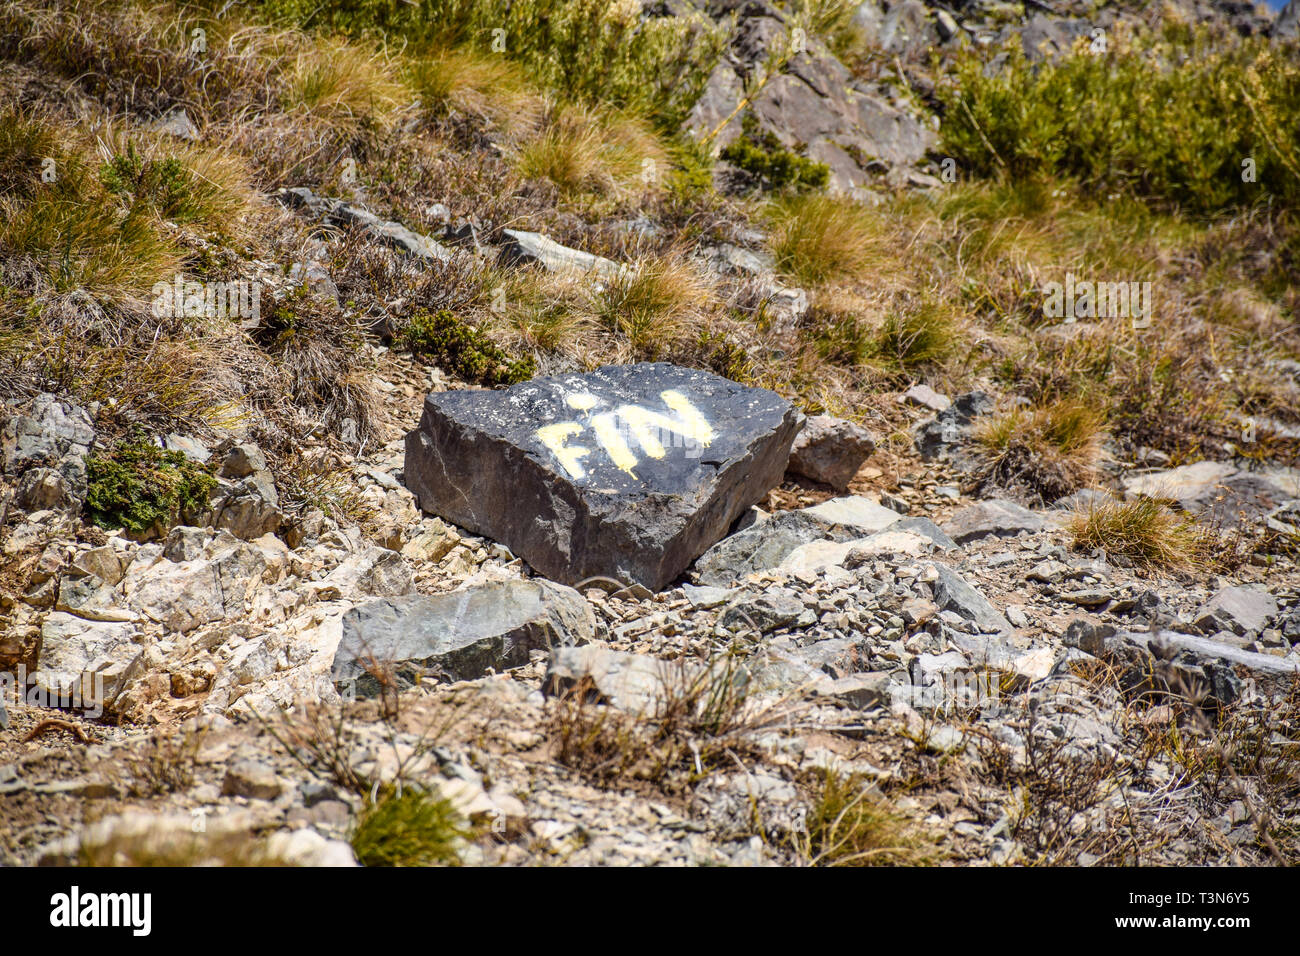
[939,30,1300,214]
[85,436,217,537]
[720,112,829,193]
[350,787,469,867]
[401,308,535,386]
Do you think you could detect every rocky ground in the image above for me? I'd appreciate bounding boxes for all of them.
[3,355,1298,866]
[1,0,1298,868]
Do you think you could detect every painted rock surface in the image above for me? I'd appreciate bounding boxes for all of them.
[404,363,802,590]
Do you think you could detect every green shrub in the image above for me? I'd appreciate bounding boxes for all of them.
[720,112,830,193]
[401,308,535,387]
[938,30,1300,214]
[85,436,217,536]
[100,140,251,232]
[350,788,468,867]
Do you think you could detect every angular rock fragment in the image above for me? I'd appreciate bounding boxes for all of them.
[913,391,993,461]
[405,363,802,590]
[1194,586,1278,637]
[693,495,909,585]
[785,414,877,490]
[1,393,95,510]
[278,187,451,262]
[332,580,596,695]
[543,645,692,715]
[31,613,142,711]
[942,498,1047,543]
[928,563,1011,633]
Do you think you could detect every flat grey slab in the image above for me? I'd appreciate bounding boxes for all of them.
[332,581,595,695]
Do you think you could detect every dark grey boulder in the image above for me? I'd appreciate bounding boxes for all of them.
[404,363,802,590]
[332,580,595,696]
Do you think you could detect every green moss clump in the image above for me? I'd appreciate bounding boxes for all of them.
[401,309,535,387]
[85,436,217,537]
[720,113,830,193]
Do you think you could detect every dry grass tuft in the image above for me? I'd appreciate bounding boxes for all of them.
[792,769,934,866]
[283,37,411,132]
[1068,496,1209,570]
[548,653,794,792]
[515,102,665,200]
[592,253,712,360]
[973,397,1106,503]
[768,192,887,286]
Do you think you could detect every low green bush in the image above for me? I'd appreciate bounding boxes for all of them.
[257,0,725,128]
[720,113,830,193]
[401,309,535,387]
[938,29,1300,214]
[350,788,468,867]
[85,436,217,536]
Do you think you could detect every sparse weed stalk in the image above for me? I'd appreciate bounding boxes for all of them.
[549,651,795,791]
[262,692,469,800]
[275,452,374,525]
[972,711,1136,865]
[120,726,208,797]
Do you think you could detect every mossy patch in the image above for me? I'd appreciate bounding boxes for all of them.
[401,309,535,387]
[720,113,830,193]
[85,436,217,537]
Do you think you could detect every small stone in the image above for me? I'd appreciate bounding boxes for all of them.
[221,760,282,800]
[900,384,951,412]
[786,415,877,491]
